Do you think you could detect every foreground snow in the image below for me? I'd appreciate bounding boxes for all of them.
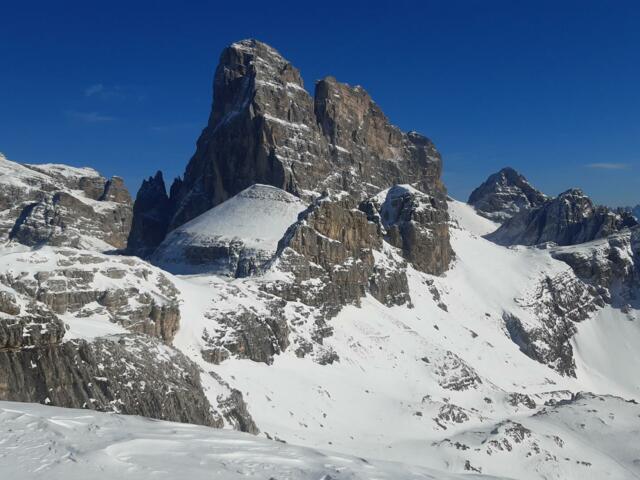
[0,401,491,480]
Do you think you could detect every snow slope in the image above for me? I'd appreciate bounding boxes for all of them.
[0,401,492,480]
[3,197,639,479]
[164,199,640,478]
[151,184,306,274]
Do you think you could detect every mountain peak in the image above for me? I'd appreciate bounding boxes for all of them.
[468,167,546,222]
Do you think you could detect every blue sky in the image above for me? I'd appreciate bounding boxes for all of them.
[1,0,638,206]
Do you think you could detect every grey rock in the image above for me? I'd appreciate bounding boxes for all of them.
[488,188,638,246]
[361,185,452,274]
[0,155,133,250]
[433,351,482,391]
[433,403,471,429]
[468,167,546,222]
[505,272,606,376]
[0,291,20,316]
[140,40,451,277]
[209,371,259,434]
[0,333,221,427]
[551,226,640,307]
[201,305,289,365]
[127,171,173,258]
[0,312,66,350]
[0,250,181,344]
[266,193,413,318]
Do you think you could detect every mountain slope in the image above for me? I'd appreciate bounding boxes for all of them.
[151,184,306,275]
[0,401,490,480]
[161,199,640,478]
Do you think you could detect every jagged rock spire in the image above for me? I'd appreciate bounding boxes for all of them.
[127,171,172,257]
[132,39,452,274]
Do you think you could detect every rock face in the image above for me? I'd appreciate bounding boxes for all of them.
[151,184,306,276]
[267,192,411,317]
[0,331,221,427]
[0,246,182,344]
[362,185,452,274]
[131,39,452,273]
[127,171,173,258]
[551,226,640,307]
[488,188,638,246]
[313,77,446,198]
[0,154,133,251]
[506,271,606,376]
[468,167,547,222]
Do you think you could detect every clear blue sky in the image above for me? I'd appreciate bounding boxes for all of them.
[1,0,638,206]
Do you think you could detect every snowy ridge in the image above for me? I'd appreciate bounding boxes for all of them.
[151,184,306,275]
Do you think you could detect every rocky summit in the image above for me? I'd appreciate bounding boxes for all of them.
[487,187,638,246]
[468,167,547,222]
[130,39,452,275]
[1,39,640,480]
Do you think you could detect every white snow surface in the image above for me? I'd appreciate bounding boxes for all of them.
[151,184,306,273]
[174,184,305,249]
[0,401,489,480]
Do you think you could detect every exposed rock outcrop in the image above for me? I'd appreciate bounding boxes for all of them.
[551,226,640,307]
[362,185,452,274]
[488,188,638,247]
[0,332,220,427]
[468,167,547,222]
[201,304,289,365]
[506,271,606,376]
[267,192,411,318]
[0,246,181,343]
[127,171,173,258]
[0,154,133,251]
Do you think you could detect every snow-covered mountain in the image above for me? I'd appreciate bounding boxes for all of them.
[1,39,639,480]
[151,184,307,275]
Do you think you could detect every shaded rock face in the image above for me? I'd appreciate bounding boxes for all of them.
[0,313,66,351]
[505,272,606,377]
[209,371,259,434]
[127,171,172,258]
[313,77,446,198]
[488,188,638,247]
[201,304,289,365]
[362,185,452,274]
[168,40,329,230]
[138,39,451,274]
[0,155,133,251]
[468,167,546,222]
[0,332,220,427]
